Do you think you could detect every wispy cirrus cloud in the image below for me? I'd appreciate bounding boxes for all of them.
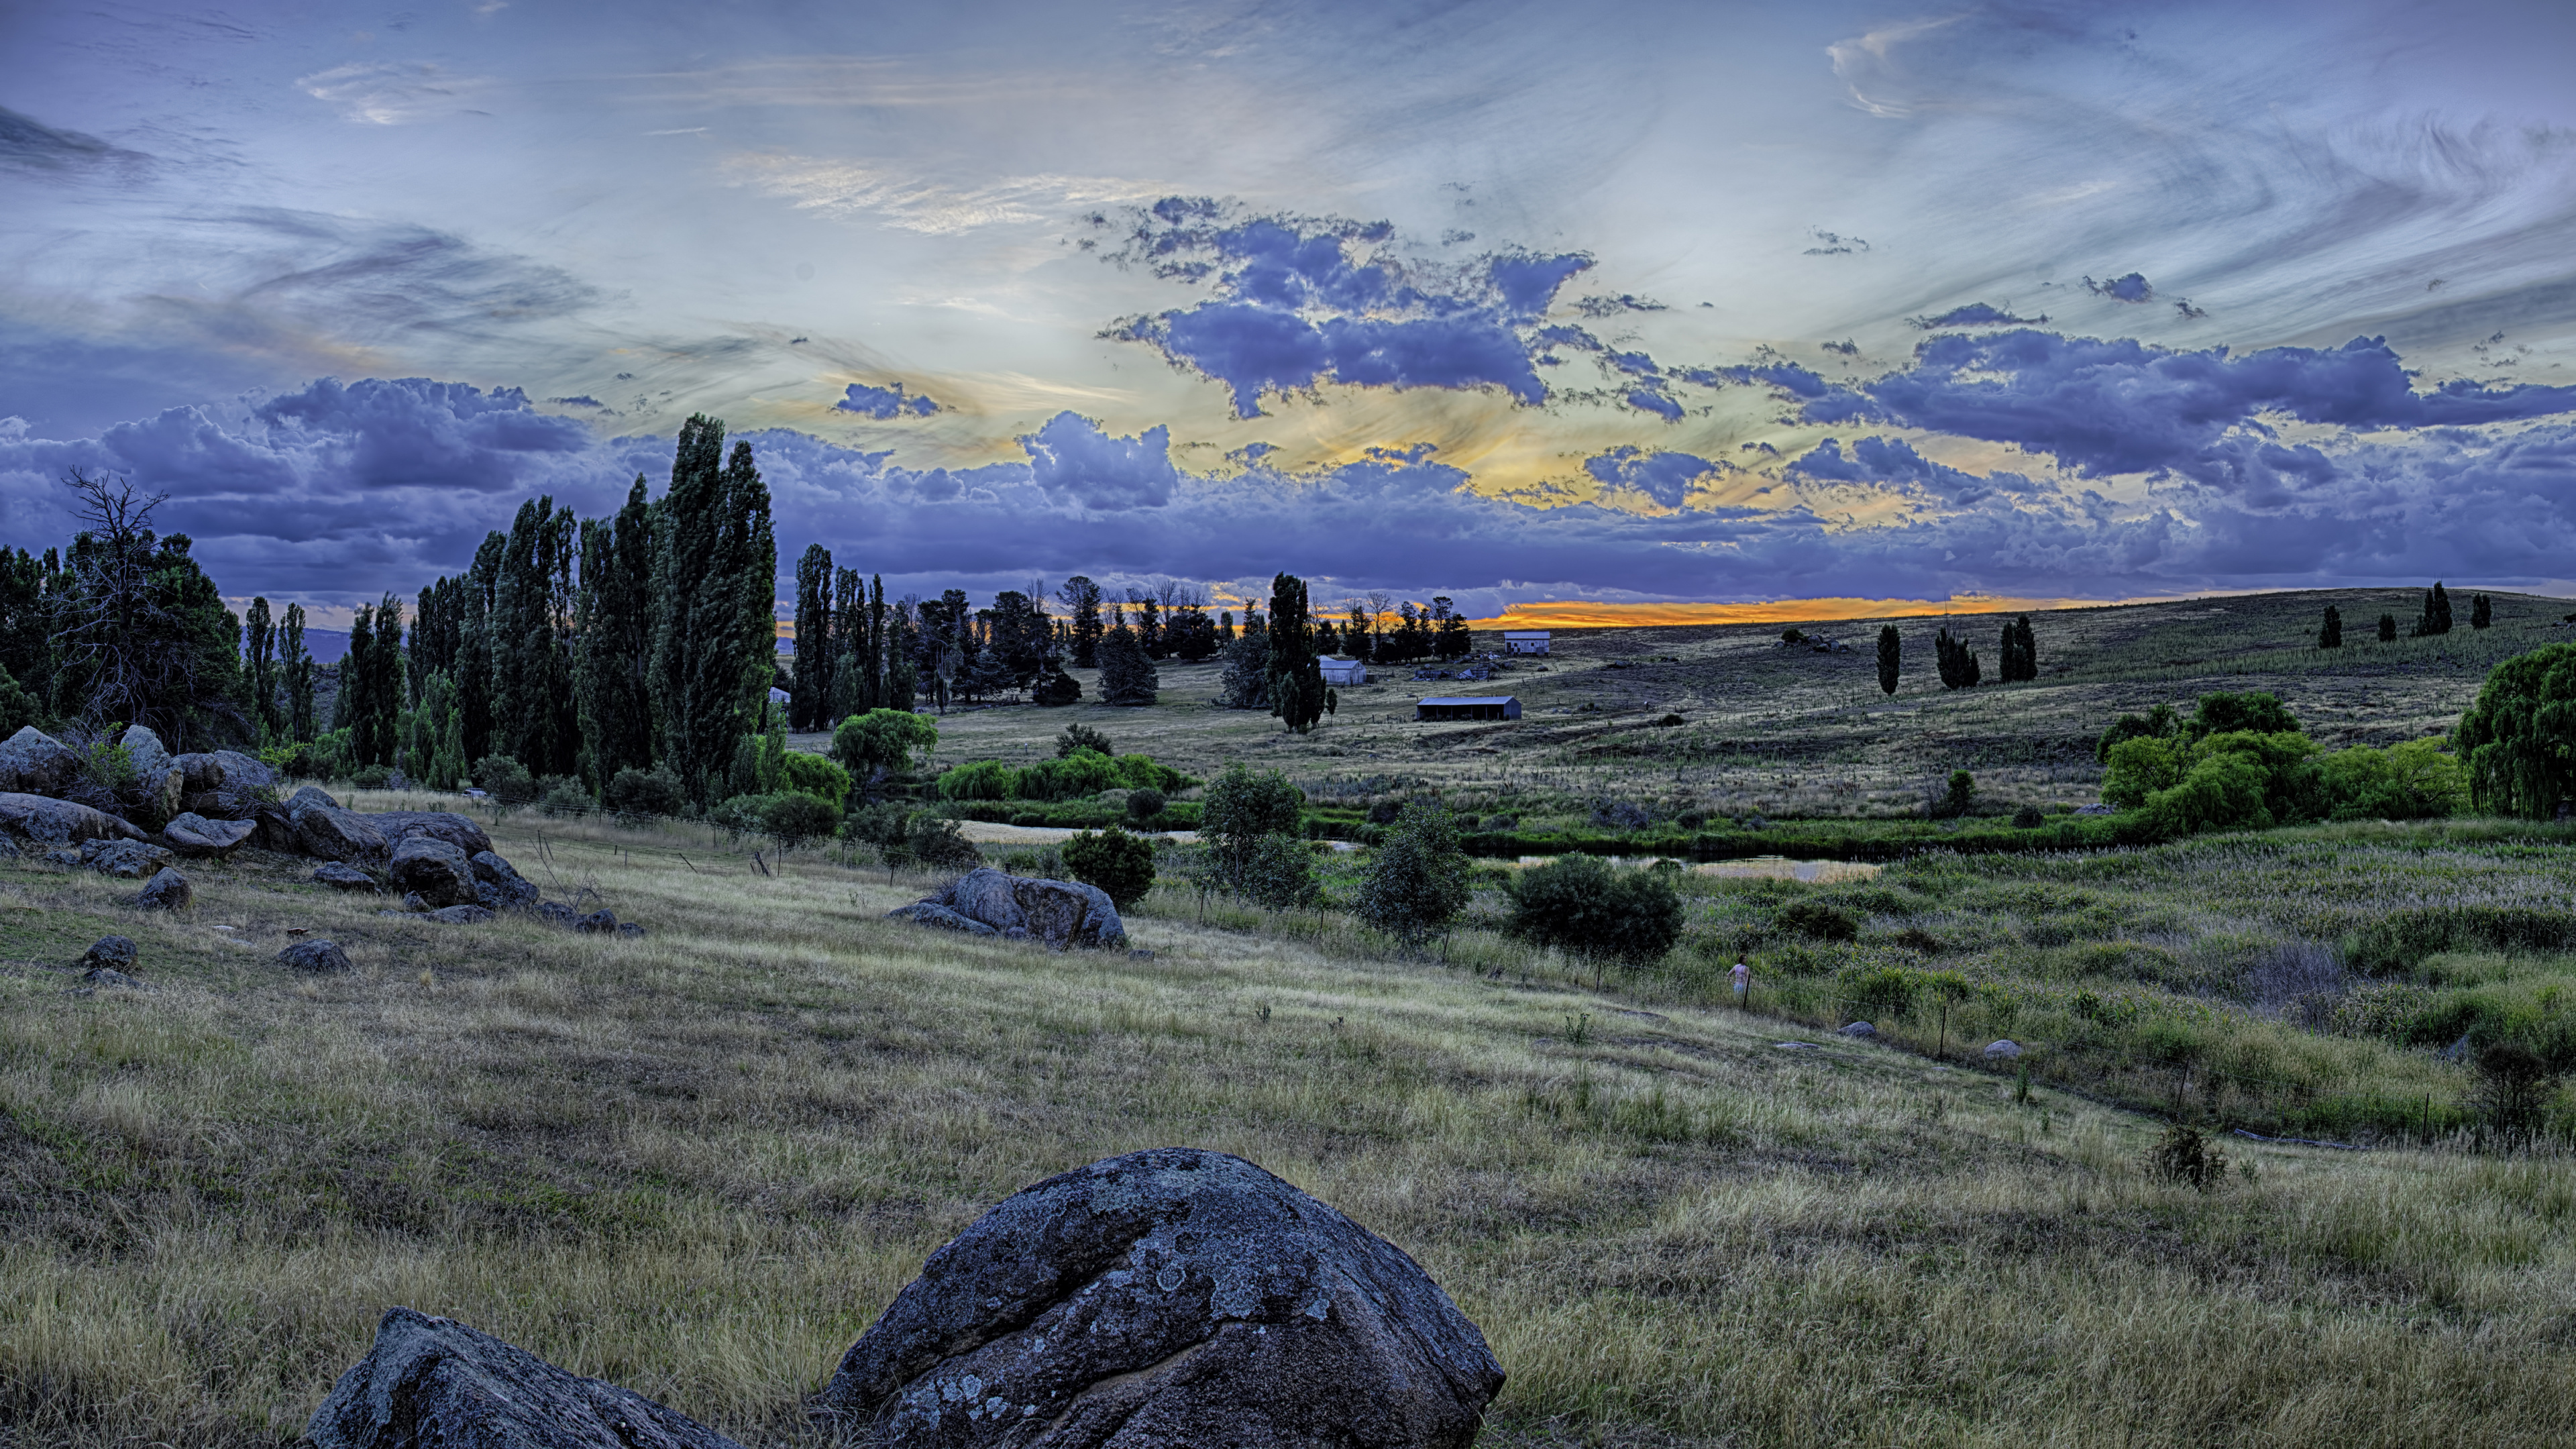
[725,154,1165,233]
[297,63,497,125]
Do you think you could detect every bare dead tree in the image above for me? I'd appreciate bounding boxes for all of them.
[56,468,172,731]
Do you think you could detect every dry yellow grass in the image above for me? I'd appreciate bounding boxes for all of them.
[4,802,2575,1446]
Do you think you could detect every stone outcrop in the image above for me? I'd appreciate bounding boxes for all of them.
[0,792,146,845]
[174,749,276,820]
[313,862,378,892]
[388,835,479,909]
[286,786,389,865]
[276,938,354,974]
[427,904,495,924]
[471,851,538,910]
[0,727,81,797]
[83,936,138,972]
[305,1307,748,1449]
[80,837,174,879]
[890,867,1126,949]
[573,909,619,934]
[117,725,184,822]
[163,811,258,857]
[366,810,493,858]
[818,1147,1504,1449]
[135,867,191,910]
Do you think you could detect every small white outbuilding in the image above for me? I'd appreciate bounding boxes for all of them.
[1320,656,1368,686]
[1503,631,1551,655]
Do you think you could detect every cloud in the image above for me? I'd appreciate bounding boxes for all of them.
[549,395,605,409]
[1912,303,2047,329]
[1786,436,2042,506]
[0,106,151,174]
[835,382,942,419]
[1574,293,1667,317]
[1096,200,1594,418]
[2086,272,2155,303]
[727,154,1164,234]
[1018,411,1177,511]
[1582,447,1722,507]
[297,63,496,125]
[1802,229,1870,256]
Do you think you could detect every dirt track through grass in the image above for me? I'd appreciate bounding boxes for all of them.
[6,808,2576,1446]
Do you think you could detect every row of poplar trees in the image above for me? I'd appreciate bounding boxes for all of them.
[386,415,778,805]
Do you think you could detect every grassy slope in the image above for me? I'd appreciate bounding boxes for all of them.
[7,806,2576,1446]
[857,586,2568,826]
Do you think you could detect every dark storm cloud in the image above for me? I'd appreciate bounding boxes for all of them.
[1582,447,1722,507]
[0,106,151,174]
[1787,437,2045,506]
[1095,199,1595,418]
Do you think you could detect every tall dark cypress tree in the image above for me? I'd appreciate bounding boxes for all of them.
[650,417,776,804]
[458,533,504,766]
[1876,624,1900,695]
[2471,593,2492,630]
[791,544,835,730]
[337,604,374,753]
[492,496,578,776]
[367,592,405,767]
[1058,576,1104,667]
[1266,572,1327,733]
[244,596,279,740]
[574,476,659,790]
[2318,605,2343,649]
[280,602,316,742]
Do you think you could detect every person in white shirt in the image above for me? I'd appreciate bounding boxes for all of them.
[1731,959,1750,1008]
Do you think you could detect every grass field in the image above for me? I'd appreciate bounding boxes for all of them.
[9,797,2576,1447]
[867,586,2570,829]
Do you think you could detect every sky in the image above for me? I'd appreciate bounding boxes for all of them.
[5,0,2576,626]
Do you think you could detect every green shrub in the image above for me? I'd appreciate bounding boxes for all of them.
[1002,845,1065,878]
[1503,854,1686,967]
[1057,722,1113,758]
[2320,739,2463,820]
[1778,900,1859,943]
[779,751,853,808]
[1840,965,1916,1020]
[832,708,938,784]
[2147,1124,2228,1191]
[2143,750,2270,835]
[351,763,394,790]
[607,765,686,820]
[2103,736,2188,808]
[936,759,1016,801]
[1062,826,1157,908]
[473,755,537,804]
[1015,750,1121,801]
[539,778,590,817]
[1126,786,1166,823]
[1354,802,1472,947]
[759,790,841,848]
[2343,906,2576,976]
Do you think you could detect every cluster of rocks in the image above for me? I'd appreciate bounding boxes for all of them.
[888,867,1126,949]
[0,723,644,933]
[305,1148,1503,1449]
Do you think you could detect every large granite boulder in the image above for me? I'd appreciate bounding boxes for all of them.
[0,727,80,796]
[135,867,191,911]
[470,851,539,910]
[83,936,138,972]
[174,749,276,820]
[306,1307,748,1449]
[163,811,258,858]
[896,867,1126,949]
[0,794,147,846]
[886,901,999,936]
[818,1148,1505,1449]
[313,861,379,892]
[367,810,493,858]
[80,837,175,879]
[388,835,478,908]
[288,787,388,865]
[117,725,184,822]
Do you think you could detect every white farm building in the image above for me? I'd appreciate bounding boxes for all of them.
[1320,657,1368,686]
[1502,631,1550,655]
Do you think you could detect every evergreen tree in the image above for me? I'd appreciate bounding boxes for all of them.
[2318,605,2343,649]
[365,592,405,767]
[1097,624,1159,706]
[491,496,578,776]
[988,590,1050,690]
[245,596,280,739]
[649,417,776,805]
[1057,576,1104,667]
[336,604,373,752]
[1996,614,2037,682]
[1432,597,1474,661]
[2418,582,2454,636]
[1128,591,1165,659]
[1352,800,1473,949]
[1934,626,1981,689]
[1167,599,1220,661]
[0,547,54,712]
[573,477,659,790]
[1218,610,1236,643]
[2471,593,2493,630]
[2378,612,2398,643]
[791,543,836,730]
[1266,572,1327,732]
[456,533,503,765]
[1876,624,1900,695]
[280,602,317,742]
[50,473,246,746]
[1218,612,1270,710]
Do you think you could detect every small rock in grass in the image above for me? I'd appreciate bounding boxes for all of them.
[305,1307,747,1449]
[313,862,378,892]
[83,966,145,989]
[135,867,191,911]
[573,909,618,934]
[80,837,174,879]
[1837,1021,1876,1038]
[275,938,353,974]
[83,935,138,972]
[535,900,578,928]
[1129,947,1156,960]
[1983,1039,2024,1060]
[427,904,494,924]
[616,921,645,938]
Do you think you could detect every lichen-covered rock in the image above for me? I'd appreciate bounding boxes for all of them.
[535,900,579,928]
[83,936,138,972]
[427,904,494,924]
[0,792,147,845]
[819,1148,1504,1449]
[117,725,184,822]
[903,867,1126,949]
[135,867,191,911]
[0,727,80,796]
[276,938,354,974]
[573,908,619,934]
[313,861,379,892]
[389,835,478,908]
[82,966,144,989]
[80,837,175,879]
[366,810,493,858]
[616,921,647,938]
[886,900,998,935]
[164,811,258,857]
[470,851,539,909]
[289,788,388,865]
[1984,1039,2024,1060]
[305,1307,748,1449]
